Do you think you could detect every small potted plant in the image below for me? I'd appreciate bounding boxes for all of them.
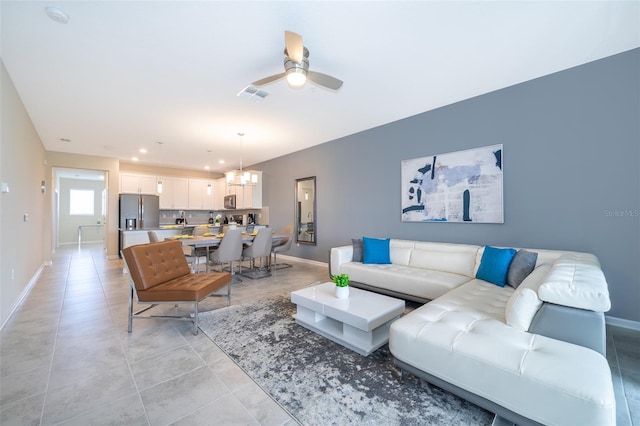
[333,273,350,299]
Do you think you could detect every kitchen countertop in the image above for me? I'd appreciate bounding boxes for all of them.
[121,224,267,232]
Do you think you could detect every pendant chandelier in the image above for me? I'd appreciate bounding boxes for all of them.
[226,132,258,186]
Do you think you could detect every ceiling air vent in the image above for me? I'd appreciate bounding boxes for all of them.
[237,85,268,101]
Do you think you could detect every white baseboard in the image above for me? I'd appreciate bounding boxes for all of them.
[605,315,640,331]
[0,265,45,331]
[58,240,104,246]
[277,254,328,268]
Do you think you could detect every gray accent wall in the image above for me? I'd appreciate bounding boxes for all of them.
[256,48,640,323]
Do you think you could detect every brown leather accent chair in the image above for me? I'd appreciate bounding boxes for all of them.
[122,240,232,335]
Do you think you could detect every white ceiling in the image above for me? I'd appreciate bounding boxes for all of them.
[2,1,638,174]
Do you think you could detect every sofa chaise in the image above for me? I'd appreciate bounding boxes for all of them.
[329,239,615,426]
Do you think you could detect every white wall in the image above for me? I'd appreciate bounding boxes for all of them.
[57,178,105,245]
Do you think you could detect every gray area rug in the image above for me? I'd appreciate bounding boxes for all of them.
[198,297,493,426]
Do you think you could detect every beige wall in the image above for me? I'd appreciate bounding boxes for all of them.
[0,61,47,326]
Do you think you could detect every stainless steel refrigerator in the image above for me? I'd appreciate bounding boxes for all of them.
[119,194,160,255]
[119,194,160,230]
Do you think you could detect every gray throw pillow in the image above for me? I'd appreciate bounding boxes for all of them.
[352,238,363,262]
[507,249,538,288]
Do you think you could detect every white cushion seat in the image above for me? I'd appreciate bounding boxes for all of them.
[339,262,471,301]
[390,280,615,426]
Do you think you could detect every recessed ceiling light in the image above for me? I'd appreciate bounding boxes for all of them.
[204,165,210,170]
[45,7,69,24]
[139,148,147,154]
[131,157,139,162]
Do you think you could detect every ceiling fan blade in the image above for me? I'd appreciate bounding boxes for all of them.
[285,30,304,63]
[252,72,286,87]
[307,71,343,91]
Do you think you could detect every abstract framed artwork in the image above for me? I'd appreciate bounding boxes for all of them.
[401,144,503,223]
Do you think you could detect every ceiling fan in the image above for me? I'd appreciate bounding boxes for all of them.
[252,31,343,91]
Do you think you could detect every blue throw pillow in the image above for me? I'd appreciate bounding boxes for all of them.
[362,237,391,264]
[476,245,517,287]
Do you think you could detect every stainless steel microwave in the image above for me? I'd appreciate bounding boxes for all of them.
[223,194,236,209]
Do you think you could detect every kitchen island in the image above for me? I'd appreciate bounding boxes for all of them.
[120,224,268,253]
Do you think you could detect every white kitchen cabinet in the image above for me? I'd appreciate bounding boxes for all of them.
[224,170,262,209]
[159,177,188,209]
[223,181,243,208]
[240,171,262,208]
[235,184,246,209]
[120,172,157,194]
[188,179,215,210]
[213,178,226,210]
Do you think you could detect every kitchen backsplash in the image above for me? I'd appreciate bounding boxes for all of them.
[160,209,265,225]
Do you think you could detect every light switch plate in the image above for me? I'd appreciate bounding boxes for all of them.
[1,182,9,193]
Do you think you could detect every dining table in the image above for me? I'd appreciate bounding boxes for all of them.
[165,231,286,273]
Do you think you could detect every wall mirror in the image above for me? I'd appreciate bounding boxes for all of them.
[295,176,316,245]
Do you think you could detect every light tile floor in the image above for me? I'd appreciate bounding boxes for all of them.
[0,244,638,425]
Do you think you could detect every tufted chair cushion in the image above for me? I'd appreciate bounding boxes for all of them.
[124,240,192,291]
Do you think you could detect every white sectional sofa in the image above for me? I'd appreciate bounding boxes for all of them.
[329,239,615,426]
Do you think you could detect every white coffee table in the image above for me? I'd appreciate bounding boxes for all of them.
[290,282,405,356]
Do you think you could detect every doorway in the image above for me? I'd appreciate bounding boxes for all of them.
[53,168,107,249]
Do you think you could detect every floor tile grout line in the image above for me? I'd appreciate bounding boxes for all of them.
[611,332,633,424]
[38,249,73,426]
[167,343,247,426]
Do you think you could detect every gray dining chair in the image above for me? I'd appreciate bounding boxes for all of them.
[271,224,293,273]
[241,228,273,279]
[148,230,197,272]
[190,226,212,272]
[209,229,243,282]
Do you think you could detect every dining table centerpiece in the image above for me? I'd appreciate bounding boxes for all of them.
[333,273,350,299]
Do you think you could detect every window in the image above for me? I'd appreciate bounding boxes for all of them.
[70,189,94,215]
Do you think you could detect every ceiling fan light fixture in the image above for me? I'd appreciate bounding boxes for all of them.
[286,67,307,87]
